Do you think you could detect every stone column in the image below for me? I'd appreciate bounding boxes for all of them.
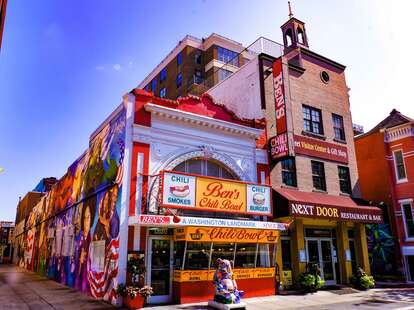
[354,223,371,274]
[336,222,352,283]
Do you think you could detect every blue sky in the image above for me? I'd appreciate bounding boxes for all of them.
[0,0,413,220]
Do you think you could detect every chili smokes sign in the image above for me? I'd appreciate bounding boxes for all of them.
[160,171,272,216]
[270,57,289,160]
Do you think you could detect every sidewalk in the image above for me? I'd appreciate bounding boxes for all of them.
[145,288,414,310]
[0,264,113,309]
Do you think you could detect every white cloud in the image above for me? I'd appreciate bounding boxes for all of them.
[95,65,105,71]
[113,64,121,71]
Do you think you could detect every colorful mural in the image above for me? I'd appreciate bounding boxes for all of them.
[366,223,401,278]
[17,108,126,304]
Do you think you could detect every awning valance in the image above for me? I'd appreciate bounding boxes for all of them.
[274,188,383,223]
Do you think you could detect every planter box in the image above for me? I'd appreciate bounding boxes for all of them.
[123,295,145,309]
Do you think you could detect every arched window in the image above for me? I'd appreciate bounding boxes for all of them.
[172,158,237,180]
[297,27,305,44]
[285,28,293,46]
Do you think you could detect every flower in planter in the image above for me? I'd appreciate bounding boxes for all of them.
[298,263,325,292]
[350,267,375,290]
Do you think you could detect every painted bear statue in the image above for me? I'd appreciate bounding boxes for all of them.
[212,258,244,304]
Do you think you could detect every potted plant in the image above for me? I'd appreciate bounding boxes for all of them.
[298,262,325,293]
[117,255,153,309]
[350,267,375,290]
[117,284,153,309]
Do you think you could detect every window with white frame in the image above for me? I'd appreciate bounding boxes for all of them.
[172,158,236,180]
[394,150,407,181]
[402,202,414,239]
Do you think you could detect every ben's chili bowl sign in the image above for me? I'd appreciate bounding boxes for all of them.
[161,171,272,216]
[289,202,383,223]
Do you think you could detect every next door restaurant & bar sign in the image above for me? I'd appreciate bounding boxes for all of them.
[160,171,272,216]
[289,202,383,223]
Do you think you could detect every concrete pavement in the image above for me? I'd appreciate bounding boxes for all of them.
[146,288,414,310]
[0,264,113,309]
[1,265,414,309]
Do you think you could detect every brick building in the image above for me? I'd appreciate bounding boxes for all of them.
[13,177,57,264]
[207,12,383,287]
[355,109,414,281]
[0,221,14,263]
[138,33,253,99]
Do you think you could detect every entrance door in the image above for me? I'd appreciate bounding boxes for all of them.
[305,238,336,285]
[147,237,173,304]
[320,240,335,284]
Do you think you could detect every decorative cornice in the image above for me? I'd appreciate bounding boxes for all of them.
[384,124,414,142]
[144,103,263,139]
[300,47,346,71]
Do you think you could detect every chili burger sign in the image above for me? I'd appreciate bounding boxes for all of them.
[160,171,272,216]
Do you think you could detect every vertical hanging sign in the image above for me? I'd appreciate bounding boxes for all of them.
[269,58,289,160]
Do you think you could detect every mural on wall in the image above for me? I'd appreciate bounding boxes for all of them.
[18,108,125,303]
[366,223,400,278]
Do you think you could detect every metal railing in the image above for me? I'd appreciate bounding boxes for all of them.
[191,37,284,93]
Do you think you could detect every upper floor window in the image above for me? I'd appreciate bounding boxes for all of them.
[402,202,414,239]
[217,46,239,67]
[338,166,351,194]
[194,69,203,84]
[160,87,166,98]
[311,161,326,191]
[195,51,202,65]
[218,68,232,82]
[177,52,183,66]
[151,79,157,92]
[332,114,346,141]
[394,150,407,181]
[176,73,183,88]
[160,68,167,83]
[303,105,323,135]
[281,158,297,187]
[173,158,236,180]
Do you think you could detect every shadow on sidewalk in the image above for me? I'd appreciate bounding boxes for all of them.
[370,288,414,303]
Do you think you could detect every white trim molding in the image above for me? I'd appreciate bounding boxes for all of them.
[144,103,263,139]
[385,124,414,142]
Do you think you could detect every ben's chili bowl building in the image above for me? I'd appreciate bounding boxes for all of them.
[126,90,286,304]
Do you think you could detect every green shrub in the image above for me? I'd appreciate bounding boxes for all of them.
[350,267,375,290]
[299,263,325,292]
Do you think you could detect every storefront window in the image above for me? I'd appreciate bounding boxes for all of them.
[174,241,185,269]
[257,244,276,267]
[234,243,257,268]
[211,243,235,268]
[184,242,211,270]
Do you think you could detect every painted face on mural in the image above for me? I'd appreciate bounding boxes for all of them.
[83,207,91,237]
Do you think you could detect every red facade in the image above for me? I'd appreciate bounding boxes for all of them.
[355,109,414,280]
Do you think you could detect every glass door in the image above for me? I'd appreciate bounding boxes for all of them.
[306,240,320,266]
[147,237,173,304]
[305,238,336,285]
[320,240,335,285]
